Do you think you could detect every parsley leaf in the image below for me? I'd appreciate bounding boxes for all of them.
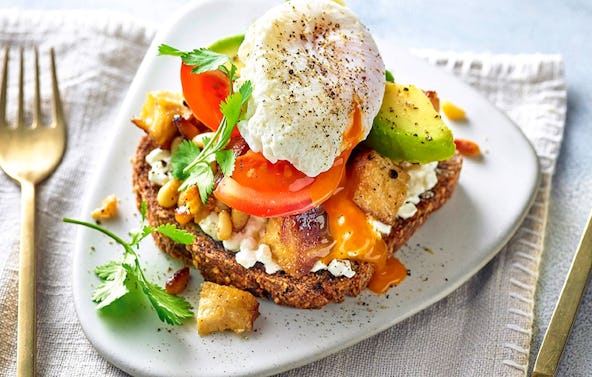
[181,163,215,203]
[162,43,253,204]
[171,140,201,180]
[158,44,230,75]
[238,80,253,105]
[173,80,252,203]
[156,223,195,245]
[140,201,148,220]
[63,205,196,325]
[219,91,243,128]
[92,261,130,309]
[215,150,235,177]
[138,280,194,326]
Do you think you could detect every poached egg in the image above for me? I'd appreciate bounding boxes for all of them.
[237,0,385,177]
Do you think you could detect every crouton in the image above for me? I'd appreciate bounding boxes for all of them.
[196,282,260,336]
[91,194,118,220]
[349,150,410,224]
[131,91,191,147]
[262,207,333,278]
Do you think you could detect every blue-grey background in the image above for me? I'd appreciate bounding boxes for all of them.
[2,0,591,375]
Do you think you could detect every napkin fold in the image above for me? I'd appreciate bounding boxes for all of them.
[0,11,566,377]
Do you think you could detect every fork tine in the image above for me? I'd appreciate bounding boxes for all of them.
[49,48,64,128]
[0,47,8,126]
[17,47,24,127]
[32,47,41,128]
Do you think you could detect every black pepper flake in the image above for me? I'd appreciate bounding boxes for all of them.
[289,69,294,74]
[389,169,398,179]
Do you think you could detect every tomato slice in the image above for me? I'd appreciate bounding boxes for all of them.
[214,150,348,217]
[180,63,229,131]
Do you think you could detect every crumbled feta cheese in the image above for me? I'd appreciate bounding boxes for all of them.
[222,216,266,251]
[311,259,356,278]
[221,216,281,274]
[145,148,172,186]
[311,260,327,273]
[368,217,392,235]
[235,239,281,274]
[397,162,439,219]
[198,212,220,241]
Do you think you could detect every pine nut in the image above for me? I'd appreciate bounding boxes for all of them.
[217,210,233,241]
[157,179,182,208]
[231,209,250,231]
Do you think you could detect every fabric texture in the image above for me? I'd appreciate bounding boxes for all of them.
[0,11,566,377]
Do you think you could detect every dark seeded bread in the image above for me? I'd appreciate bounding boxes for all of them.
[132,135,462,309]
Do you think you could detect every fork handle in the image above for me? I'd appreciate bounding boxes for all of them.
[533,210,592,376]
[17,180,36,377]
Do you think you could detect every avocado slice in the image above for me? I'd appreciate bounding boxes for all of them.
[207,34,244,69]
[365,82,455,163]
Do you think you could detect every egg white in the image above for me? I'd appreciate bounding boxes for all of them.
[237,0,385,177]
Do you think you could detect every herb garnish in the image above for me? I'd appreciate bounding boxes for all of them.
[158,44,252,203]
[157,45,238,84]
[64,202,195,325]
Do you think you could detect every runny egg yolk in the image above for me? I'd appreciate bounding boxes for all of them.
[322,104,408,294]
[323,188,408,294]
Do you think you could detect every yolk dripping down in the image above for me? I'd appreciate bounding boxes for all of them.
[322,102,408,294]
[322,187,408,294]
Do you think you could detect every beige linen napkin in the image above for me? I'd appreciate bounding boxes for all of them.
[0,11,566,377]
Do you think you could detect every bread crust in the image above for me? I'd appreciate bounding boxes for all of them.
[132,136,462,308]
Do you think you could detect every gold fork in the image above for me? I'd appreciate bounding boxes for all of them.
[0,47,66,377]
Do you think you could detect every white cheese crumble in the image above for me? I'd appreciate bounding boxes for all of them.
[222,216,266,251]
[198,212,220,241]
[397,161,439,219]
[368,217,392,235]
[311,259,356,278]
[145,148,172,186]
[235,240,282,274]
[221,216,282,274]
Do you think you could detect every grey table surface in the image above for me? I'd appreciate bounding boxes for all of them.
[2,0,591,375]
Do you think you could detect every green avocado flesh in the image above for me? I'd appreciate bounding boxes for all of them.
[365,82,455,163]
[207,34,244,64]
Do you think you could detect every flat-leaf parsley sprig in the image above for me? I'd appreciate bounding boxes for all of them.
[158,44,253,203]
[64,202,195,325]
[158,45,239,86]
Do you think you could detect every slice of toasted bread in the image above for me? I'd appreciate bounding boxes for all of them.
[133,135,462,309]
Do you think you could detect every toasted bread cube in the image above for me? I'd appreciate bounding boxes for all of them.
[350,150,410,225]
[262,207,333,278]
[91,194,118,220]
[197,282,260,336]
[131,91,191,147]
